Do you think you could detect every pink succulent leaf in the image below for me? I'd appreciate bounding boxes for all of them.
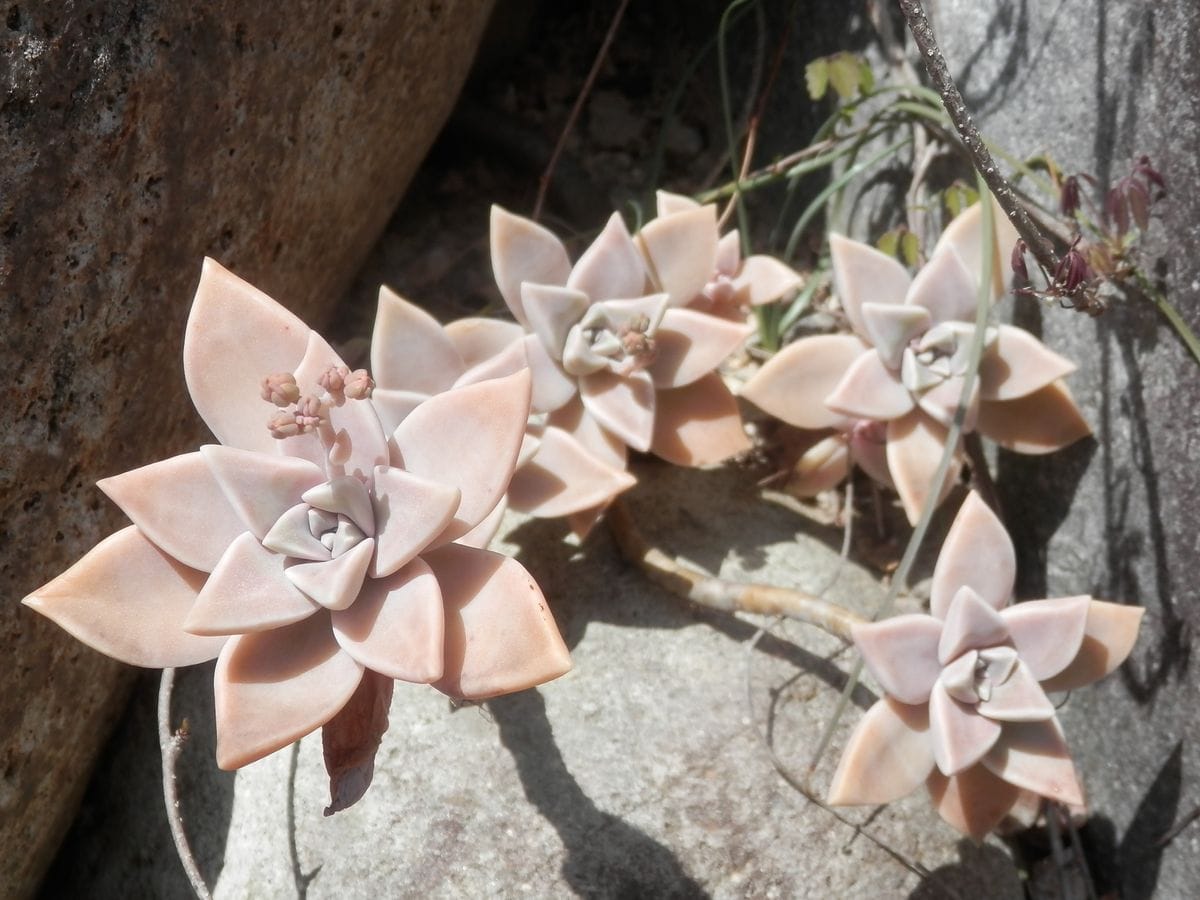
[331,558,444,683]
[199,445,327,541]
[978,325,1077,401]
[291,331,389,478]
[859,302,931,370]
[926,766,1021,841]
[183,257,312,454]
[977,382,1092,454]
[184,532,320,636]
[905,245,978,325]
[507,425,637,518]
[263,503,333,561]
[740,334,867,430]
[932,200,1021,299]
[286,539,375,612]
[655,189,701,218]
[370,387,430,436]
[715,230,741,276]
[22,525,226,668]
[392,370,531,544]
[455,498,509,550]
[370,286,465,394]
[1001,595,1091,681]
[789,434,851,496]
[97,451,247,573]
[885,409,962,526]
[425,543,571,700]
[301,475,376,536]
[976,661,1056,722]
[636,202,720,307]
[848,420,895,489]
[579,368,656,452]
[547,395,629,471]
[937,586,1012,664]
[1040,600,1144,693]
[929,680,1003,775]
[650,373,751,467]
[852,614,943,705]
[825,350,915,421]
[321,669,394,816]
[732,254,804,307]
[213,611,364,770]
[649,308,750,389]
[914,374,981,432]
[566,212,647,302]
[454,334,575,416]
[369,466,461,578]
[981,718,1085,807]
[517,432,543,469]
[930,492,1016,620]
[444,317,527,369]
[827,698,935,805]
[520,282,592,360]
[489,205,571,326]
[829,233,911,338]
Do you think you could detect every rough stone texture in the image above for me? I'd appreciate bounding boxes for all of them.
[0,2,494,895]
[931,2,1200,896]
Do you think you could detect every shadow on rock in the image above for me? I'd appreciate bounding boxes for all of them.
[489,688,708,899]
[39,662,235,899]
[1073,740,1184,900]
[907,838,1023,900]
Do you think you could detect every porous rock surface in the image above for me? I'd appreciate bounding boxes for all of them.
[0,2,493,895]
[934,2,1200,896]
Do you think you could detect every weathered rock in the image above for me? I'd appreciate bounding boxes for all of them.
[932,2,1200,896]
[0,2,493,895]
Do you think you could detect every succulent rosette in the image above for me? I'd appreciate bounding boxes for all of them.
[23,259,571,805]
[369,285,636,526]
[638,190,805,322]
[482,205,754,473]
[741,203,1091,523]
[828,492,1143,838]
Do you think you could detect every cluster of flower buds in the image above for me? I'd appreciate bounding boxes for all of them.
[262,372,330,439]
[318,364,374,403]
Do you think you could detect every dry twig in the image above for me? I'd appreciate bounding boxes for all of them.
[532,0,631,221]
[158,668,212,900]
[607,498,865,641]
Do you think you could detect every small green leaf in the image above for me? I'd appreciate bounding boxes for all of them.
[943,181,978,219]
[805,58,829,100]
[857,58,875,95]
[828,53,860,100]
[900,230,921,268]
[876,228,900,258]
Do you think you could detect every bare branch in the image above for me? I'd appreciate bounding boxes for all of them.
[607,498,865,641]
[158,668,213,900]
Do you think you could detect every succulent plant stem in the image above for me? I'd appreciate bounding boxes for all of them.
[607,498,865,641]
[158,668,213,900]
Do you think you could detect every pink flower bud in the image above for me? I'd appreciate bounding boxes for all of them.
[1059,176,1082,217]
[267,413,304,439]
[343,369,375,400]
[260,372,300,407]
[294,395,324,430]
[318,365,351,397]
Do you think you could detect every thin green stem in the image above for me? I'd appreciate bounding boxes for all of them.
[1135,272,1200,369]
[783,137,911,263]
[717,0,757,252]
